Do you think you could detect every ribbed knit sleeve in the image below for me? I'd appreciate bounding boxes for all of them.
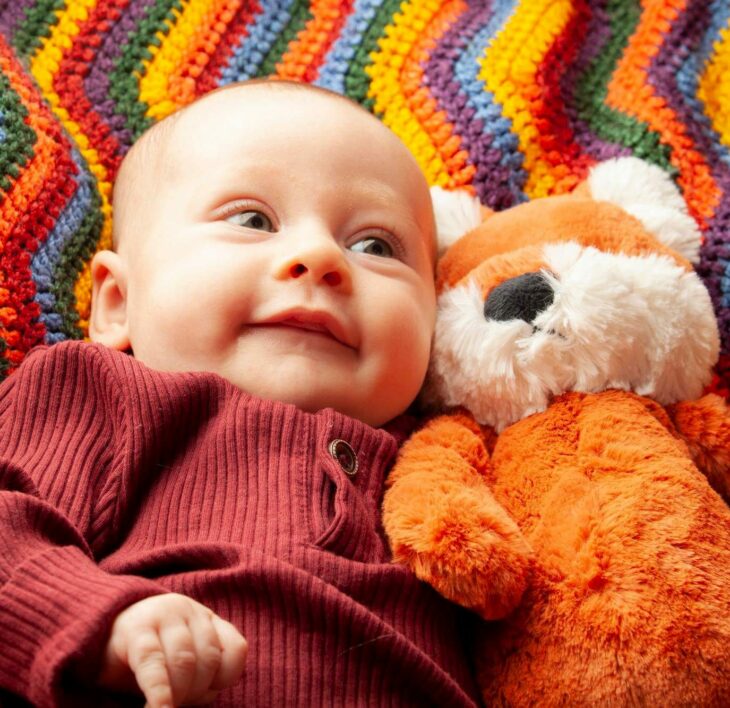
[0,343,168,707]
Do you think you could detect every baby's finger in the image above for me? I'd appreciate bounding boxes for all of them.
[209,614,248,690]
[180,611,223,703]
[158,621,198,705]
[127,629,174,708]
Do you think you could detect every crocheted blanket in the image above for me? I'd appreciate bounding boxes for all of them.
[0,0,728,390]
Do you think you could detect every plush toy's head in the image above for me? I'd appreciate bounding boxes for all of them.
[425,157,720,431]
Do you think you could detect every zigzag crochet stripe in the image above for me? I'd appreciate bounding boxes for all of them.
[0,0,728,390]
[275,0,354,82]
[314,0,380,94]
[607,0,720,229]
[479,0,576,198]
[447,0,527,208]
[0,35,80,372]
[140,0,220,120]
[366,0,468,188]
[699,6,730,148]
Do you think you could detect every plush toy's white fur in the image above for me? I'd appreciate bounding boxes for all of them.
[586,157,702,263]
[430,186,482,255]
[425,158,718,431]
[431,157,702,261]
[427,243,719,431]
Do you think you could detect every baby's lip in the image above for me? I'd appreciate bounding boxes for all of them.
[254,309,358,349]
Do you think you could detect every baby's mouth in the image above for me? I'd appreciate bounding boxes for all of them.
[252,310,358,349]
[272,318,340,343]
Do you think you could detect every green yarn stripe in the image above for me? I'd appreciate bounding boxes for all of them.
[11,0,64,59]
[256,0,313,78]
[574,0,672,171]
[0,72,36,195]
[51,179,103,339]
[344,0,401,111]
[108,0,182,140]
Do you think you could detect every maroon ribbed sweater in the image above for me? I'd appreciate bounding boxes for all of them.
[0,341,479,707]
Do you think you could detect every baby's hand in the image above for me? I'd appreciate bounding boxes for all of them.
[97,593,247,707]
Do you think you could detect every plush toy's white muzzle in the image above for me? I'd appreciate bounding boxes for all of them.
[425,242,719,432]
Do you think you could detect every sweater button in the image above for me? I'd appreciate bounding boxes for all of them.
[329,439,358,476]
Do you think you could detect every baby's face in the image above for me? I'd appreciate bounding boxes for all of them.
[93,85,436,426]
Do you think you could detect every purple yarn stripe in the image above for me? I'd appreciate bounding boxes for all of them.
[648,1,730,348]
[558,0,629,162]
[0,0,36,41]
[83,0,158,155]
[424,0,526,206]
[649,2,720,181]
[423,1,515,202]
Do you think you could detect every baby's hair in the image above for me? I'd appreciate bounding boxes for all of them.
[111,109,183,251]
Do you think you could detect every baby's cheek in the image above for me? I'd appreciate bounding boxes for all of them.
[375,293,433,399]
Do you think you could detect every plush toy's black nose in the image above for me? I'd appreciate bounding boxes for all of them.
[484,272,555,323]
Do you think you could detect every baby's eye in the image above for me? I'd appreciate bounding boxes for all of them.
[225,210,275,232]
[349,236,394,259]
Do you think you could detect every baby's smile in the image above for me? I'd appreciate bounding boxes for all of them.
[250,308,358,350]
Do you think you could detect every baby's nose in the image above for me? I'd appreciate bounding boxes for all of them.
[276,235,353,292]
[288,262,342,287]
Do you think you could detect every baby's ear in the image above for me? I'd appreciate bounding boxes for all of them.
[430,187,491,257]
[89,250,131,350]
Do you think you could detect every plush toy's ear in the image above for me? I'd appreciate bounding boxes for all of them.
[430,187,491,256]
[585,157,701,263]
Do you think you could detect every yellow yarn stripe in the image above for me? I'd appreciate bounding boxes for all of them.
[366,0,457,188]
[140,0,218,120]
[28,0,113,334]
[478,0,573,198]
[698,19,730,147]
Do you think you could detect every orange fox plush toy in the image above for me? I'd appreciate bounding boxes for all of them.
[383,157,730,706]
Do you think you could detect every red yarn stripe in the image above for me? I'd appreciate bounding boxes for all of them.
[0,45,77,369]
[52,0,129,181]
[196,0,263,95]
[533,0,595,193]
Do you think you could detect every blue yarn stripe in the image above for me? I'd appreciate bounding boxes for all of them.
[314,0,381,93]
[676,0,730,167]
[31,148,94,344]
[454,0,526,203]
[219,0,297,83]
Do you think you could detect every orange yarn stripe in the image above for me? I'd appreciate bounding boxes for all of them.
[0,61,59,247]
[0,53,63,354]
[276,0,355,82]
[606,0,720,228]
[168,0,245,109]
[400,0,475,190]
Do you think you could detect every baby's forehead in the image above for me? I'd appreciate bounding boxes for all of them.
[168,84,401,159]
[114,82,435,259]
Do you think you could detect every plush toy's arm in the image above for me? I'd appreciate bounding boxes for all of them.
[383,411,532,620]
[666,394,730,504]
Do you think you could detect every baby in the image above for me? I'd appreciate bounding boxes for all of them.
[0,81,479,706]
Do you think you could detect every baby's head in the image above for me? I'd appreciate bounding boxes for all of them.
[90,81,436,426]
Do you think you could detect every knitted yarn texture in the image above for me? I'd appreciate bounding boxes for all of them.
[0,0,728,390]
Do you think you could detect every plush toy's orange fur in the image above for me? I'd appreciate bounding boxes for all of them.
[384,159,730,706]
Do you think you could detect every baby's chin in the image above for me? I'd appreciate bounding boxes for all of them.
[238,376,370,424]
[223,369,398,427]
[126,347,404,427]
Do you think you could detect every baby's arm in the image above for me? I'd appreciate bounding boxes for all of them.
[98,594,246,707]
[0,344,245,706]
